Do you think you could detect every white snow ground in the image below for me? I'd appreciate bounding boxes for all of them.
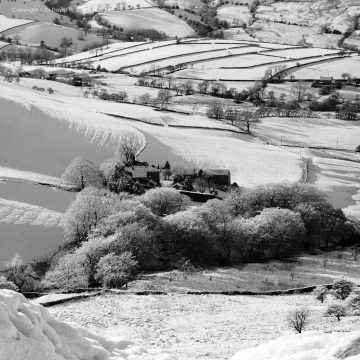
[0,289,176,360]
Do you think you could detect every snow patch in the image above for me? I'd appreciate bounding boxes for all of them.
[231,331,360,360]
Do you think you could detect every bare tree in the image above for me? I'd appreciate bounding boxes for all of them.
[291,82,307,102]
[182,80,194,95]
[238,111,260,133]
[116,133,143,164]
[60,36,73,59]
[165,75,175,89]
[287,308,309,333]
[156,89,172,109]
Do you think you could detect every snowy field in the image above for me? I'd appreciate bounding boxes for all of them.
[2,22,102,49]
[248,21,343,48]
[256,0,360,34]
[101,8,195,37]
[174,55,339,80]
[0,15,33,33]
[126,46,265,74]
[216,5,252,25]
[49,293,360,360]
[306,149,360,220]
[0,0,61,21]
[254,116,360,151]
[0,41,9,49]
[288,56,360,79]
[98,43,254,72]
[78,0,155,13]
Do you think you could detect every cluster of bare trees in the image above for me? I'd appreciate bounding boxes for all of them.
[206,103,260,133]
[137,75,195,95]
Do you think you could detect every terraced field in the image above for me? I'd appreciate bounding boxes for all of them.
[101,8,195,37]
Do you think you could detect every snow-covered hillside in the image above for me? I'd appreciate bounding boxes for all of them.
[0,290,175,360]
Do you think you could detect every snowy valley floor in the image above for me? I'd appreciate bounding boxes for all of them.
[47,293,360,360]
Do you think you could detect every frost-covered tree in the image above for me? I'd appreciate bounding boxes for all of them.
[140,188,190,217]
[331,279,355,300]
[250,208,306,259]
[62,187,115,244]
[326,303,346,321]
[314,286,329,303]
[62,157,102,190]
[42,252,88,290]
[95,252,138,288]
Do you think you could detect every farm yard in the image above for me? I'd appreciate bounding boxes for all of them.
[101,8,195,36]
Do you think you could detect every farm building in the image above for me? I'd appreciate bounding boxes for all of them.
[125,165,161,184]
[178,168,231,186]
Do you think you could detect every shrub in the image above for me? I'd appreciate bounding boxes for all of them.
[314,285,329,303]
[325,303,346,321]
[42,252,88,290]
[140,188,190,217]
[332,279,355,300]
[346,292,360,315]
[356,145,360,153]
[94,252,138,288]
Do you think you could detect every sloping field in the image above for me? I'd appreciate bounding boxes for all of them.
[2,22,102,50]
[79,0,155,13]
[306,149,360,220]
[97,42,253,71]
[256,0,360,34]
[0,15,33,33]
[264,48,339,59]
[127,46,267,74]
[0,41,9,50]
[253,116,360,151]
[174,55,338,80]
[287,56,360,79]
[56,41,146,63]
[0,182,75,212]
[248,21,342,48]
[0,222,64,264]
[216,5,251,25]
[0,0,62,21]
[101,8,195,37]
[127,120,302,186]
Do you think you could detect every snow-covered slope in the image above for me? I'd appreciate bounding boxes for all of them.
[232,331,360,360]
[0,289,175,360]
[256,0,360,34]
